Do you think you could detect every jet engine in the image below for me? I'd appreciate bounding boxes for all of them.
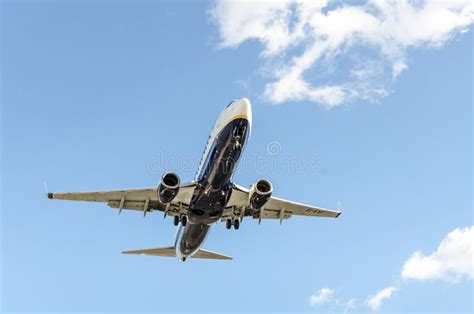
[249,179,273,210]
[157,172,180,203]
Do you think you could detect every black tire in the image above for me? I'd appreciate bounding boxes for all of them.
[173,215,179,226]
[234,219,240,230]
[226,219,232,229]
[181,215,187,227]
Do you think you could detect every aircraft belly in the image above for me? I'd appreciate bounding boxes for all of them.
[178,223,211,258]
[188,118,249,225]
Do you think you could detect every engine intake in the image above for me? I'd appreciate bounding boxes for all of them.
[249,179,273,210]
[157,172,180,203]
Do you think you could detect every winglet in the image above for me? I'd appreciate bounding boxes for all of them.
[336,201,343,218]
[44,182,53,199]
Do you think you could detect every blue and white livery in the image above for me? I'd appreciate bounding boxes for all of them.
[48,98,341,261]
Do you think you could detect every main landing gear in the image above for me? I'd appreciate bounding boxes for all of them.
[174,215,187,227]
[226,218,240,230]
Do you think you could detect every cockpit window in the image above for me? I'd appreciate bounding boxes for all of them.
[226,101,234,108]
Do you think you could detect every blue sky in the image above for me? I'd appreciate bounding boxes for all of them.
[1,1,472,312]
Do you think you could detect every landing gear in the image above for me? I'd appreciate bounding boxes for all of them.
[226,218,240,230]
[234,219,240,230]
[174,215,187,226]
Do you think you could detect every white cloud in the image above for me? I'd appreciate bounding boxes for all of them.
[309,287,335,306]
[401,226,474,281]
[210,0,473,107]
[366,286,398,311]
[307,226,473,311]
[343,298,357,313]
[309,288,359,311]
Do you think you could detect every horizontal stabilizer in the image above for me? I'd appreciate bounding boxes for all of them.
[192,249,232,260]
[122,247,232,260]
[123,246,176,257]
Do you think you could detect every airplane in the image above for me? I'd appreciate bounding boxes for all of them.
[48,98,341,261]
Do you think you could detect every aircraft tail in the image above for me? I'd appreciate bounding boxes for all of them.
[122,246,232,260]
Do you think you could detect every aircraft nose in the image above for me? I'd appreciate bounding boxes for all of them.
[234,98,252,121]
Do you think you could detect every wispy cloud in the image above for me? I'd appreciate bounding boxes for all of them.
[309,288,357,311]
[309,287,335,306]
[366,286,398,311]
[307,287,395,312]
[343,298,357,313]
[401,226,473,282]
[307,226,473,311]
[210,0,473,108]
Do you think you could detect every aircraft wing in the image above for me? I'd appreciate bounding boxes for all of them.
[223,184,341,222]
[47,183,196,216]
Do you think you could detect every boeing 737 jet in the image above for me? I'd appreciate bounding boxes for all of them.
[48,98,341,261]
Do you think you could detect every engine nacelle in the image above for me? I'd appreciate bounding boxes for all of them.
[249,179,273,210]
[157,172,180,203]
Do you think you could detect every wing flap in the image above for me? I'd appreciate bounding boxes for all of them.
[221,207,291,220]
[48,188,157,202]
[107,200,161,212]
[226,183,341,220]
[48,183,196,215]
[265,196,341,218]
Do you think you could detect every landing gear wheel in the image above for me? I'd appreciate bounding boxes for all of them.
[234,219,240,230]
[226,219,232,230]
[181,215,187,227]
[173,215,179,226]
